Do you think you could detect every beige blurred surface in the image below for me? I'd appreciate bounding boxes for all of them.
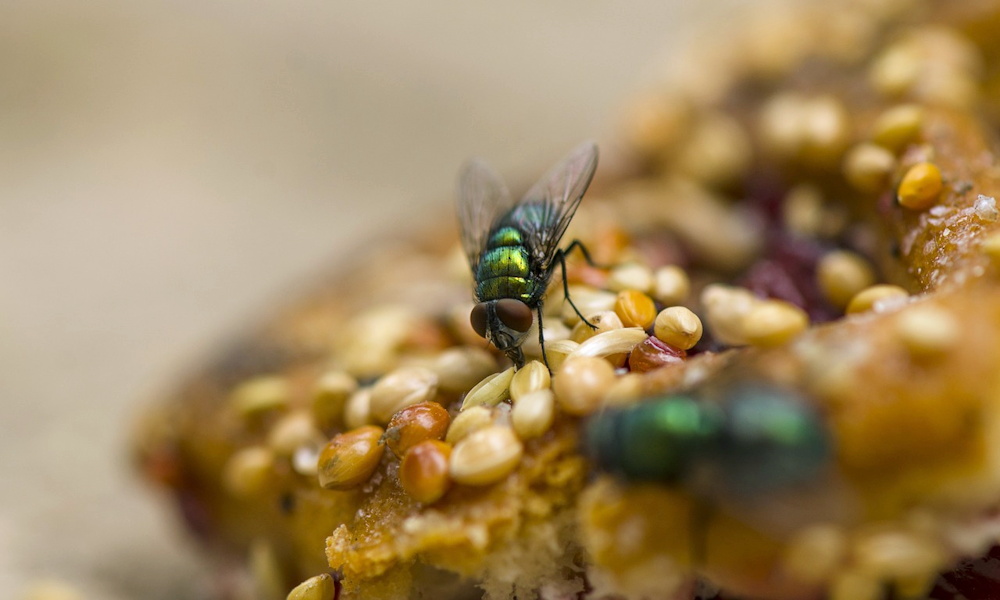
[0,1,766,597]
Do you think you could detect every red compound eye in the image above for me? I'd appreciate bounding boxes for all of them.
[470,303,489,338]
[495,299,533,332]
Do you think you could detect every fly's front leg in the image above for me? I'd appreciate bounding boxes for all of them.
[552,239,601,330]
[536,303,552,373]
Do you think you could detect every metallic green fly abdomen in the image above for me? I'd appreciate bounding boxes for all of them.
[457,142,599,367]
[584,384,831,498]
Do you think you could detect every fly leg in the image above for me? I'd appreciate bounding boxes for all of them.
[552,239,602,330]
[536,303,552,372]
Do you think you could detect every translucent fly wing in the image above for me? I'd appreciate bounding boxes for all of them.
[516,141,599,265]
[457,158,516,272]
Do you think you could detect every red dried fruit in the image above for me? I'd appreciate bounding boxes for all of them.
[627,335,686,373]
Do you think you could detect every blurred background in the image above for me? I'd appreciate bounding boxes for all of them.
[0,1,786,597]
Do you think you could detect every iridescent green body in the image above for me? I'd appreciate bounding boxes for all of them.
[474,204,552,304]
[584,384,831,498]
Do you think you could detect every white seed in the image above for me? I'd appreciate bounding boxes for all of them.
[292,444,321,477]
[872,104,924,151]
[653,306,703,350]
[830,569,883,600]
[370,366,439,424]
[461,367,515,410]
[509,361,551,402]
[852,528,945,592]
[846,284,909,315]
[560,286,617,326]
[230,376,290,419]
[222,446,275,498]
[651,265,690,306]
[817,250,877,309]
[540,339,580,372]
[431,347,498,393]
[782,524,847,585]
[571,328,648,360]
[894,305,959,357]
[674,113,752,185]
[701,284,758,346]
[783,185,825,237]
[570,310,624,343]
[742,299,809,347]
[311,370,357,429]
[267,410,325,457]
[446,405,494,444]
[287,573,336,600]
[449,425,523,486]
[604,373,646,406]
[511,389,556,440]
[250,539,285,600]
[343,387,373,430]
[843,143,896,193]
[606,262,654,293]
[553,356,617,416]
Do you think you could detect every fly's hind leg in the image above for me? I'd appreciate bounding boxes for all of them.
[552,239,602,330]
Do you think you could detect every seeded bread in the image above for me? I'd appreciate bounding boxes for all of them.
[135,1,1000,599]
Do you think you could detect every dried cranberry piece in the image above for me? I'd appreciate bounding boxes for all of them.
[627,336,686,373]
[930,545,1000,599]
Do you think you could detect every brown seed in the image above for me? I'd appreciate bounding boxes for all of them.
[553,356,617,416]
[614,289,658,329]
[317,425,385,490]
[449,425,523,486]
[369,366,439,424]
[399,439,452,504]
[286,574,336,600]
[897,162,943,210]
[222,446,275,498]
[384,402,451,457]
[653,306,703,350]
[628,336,686,373]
